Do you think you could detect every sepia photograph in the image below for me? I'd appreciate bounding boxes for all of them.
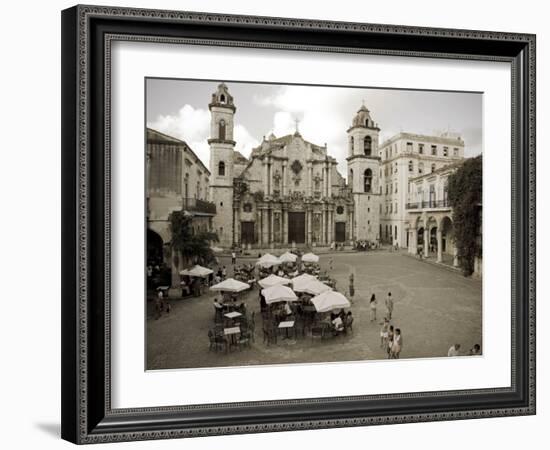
[145,79,483,370]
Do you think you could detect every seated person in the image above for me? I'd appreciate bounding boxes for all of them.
[180,280,191,297]
[332,316,344,332]
[283,302,292,317]
[213,298,224,310]
[338,308,346,320]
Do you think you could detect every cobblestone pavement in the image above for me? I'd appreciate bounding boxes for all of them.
[146,251,482,370]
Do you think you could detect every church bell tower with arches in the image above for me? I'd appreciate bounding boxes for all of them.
[346,103,381,242]
[208,83,236,247]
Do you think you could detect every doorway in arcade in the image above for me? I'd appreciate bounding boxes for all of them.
[288,211,305,244]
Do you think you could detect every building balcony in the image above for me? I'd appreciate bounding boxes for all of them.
[406,199,451,211]
[182,197,217,215]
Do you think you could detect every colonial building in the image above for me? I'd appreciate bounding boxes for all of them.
[405,161,460,263]
[378,132,465,247]
[405,159,482,276]
[146,128,216,282]
[208,83,381,249]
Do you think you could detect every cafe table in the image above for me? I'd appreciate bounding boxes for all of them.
[278,320,295,340]
[223,326,241,350]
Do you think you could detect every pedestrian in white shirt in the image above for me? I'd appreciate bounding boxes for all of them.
[448,343,461,357]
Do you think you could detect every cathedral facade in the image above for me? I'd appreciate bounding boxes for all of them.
[208,83,381,249]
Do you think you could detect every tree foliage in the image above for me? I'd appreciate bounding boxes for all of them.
[170,211,219,266]
[447,155,482,276]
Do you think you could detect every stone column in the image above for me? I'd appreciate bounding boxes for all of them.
[329,165,333,197]
[324,165,329,197]
[262,208,269,246]
[307,209,312,245]
[283,208,288,245]
[453,244,459,267]
[269,208,274,246]
[327,209,333,244]
[424,227,429,257]
[436,229,443,262]
[282,162,287,197]
[258,208,263,246]
[348,211,355,243]
[320,209,325,245]
[233,206,240,247]
[307,163,313,197]
[263,160,269,196]
[267,158,272,197]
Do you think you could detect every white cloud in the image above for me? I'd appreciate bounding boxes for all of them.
[147,104,259,168]
[258,86,359,177]
[233,124,260,158]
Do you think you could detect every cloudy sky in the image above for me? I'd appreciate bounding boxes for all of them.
[146,78,482,175]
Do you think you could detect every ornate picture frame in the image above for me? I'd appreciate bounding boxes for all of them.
[61,5,536,444]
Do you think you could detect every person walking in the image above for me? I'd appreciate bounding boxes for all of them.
[385,292,394,320]
[329,258,333,271]
[391,328,402,359]
[154,289,163,320]
[379,318,389,348]
[369,294,377,322]
[221,266,227,280]
[231,250,236,265]
[447,343,461,357]
[348,273,355,304]
[386,325,395,357]
[469,344,481,355]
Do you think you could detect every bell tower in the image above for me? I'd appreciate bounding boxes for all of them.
[346,103,381,243]
[208,83,236,247]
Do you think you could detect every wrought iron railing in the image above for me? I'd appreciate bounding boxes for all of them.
[406,199,450,210]
[182,197,216,215]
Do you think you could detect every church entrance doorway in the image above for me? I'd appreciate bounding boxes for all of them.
[240,221,255,245]
[335,222,346,242]
[288,212,306,244]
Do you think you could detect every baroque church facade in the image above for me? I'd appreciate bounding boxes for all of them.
[208,83,381,249]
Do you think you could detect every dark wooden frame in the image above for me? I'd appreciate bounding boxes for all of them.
[61,4,536,444]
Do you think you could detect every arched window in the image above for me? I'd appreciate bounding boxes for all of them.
[364,136,372,156]
[219,119,226,140]
[218,161,225,176]
[243,203,252,213]
[350,137,354,154]
[220,94,226,104]
[349,169,353,188]
[365,119,370,127]
[364,168,372,193]
[431,163,436,173]
[418,162,424,174]
[408,160,413,172]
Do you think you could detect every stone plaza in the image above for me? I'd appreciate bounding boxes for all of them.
[146,250,482,370]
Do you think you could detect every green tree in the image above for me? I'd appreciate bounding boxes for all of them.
[447,155,482,276]
[170,211,219,266]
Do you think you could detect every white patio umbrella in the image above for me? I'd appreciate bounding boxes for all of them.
[291,273,317,292]
[258,274,291,289]
[311,290,351,313]
[180,265,213,278]
[302,252,320,263]
[301,279,331,296]
[210,278,250,293]
[261,284,298,305]
[278,251,297,263]
[256,253,281,268]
